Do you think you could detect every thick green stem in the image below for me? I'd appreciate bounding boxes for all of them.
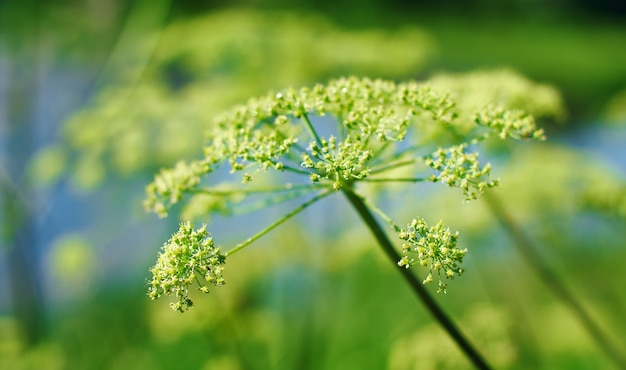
[483,192,626,369]
[342,188,491,370]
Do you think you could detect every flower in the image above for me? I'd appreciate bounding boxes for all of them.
[144,76,549,304]
[398,218,467,293]
[148,222,226,312]
[426,144,499,200]
[145,76,536,217]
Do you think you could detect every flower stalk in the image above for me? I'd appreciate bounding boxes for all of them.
[342,188,491,370]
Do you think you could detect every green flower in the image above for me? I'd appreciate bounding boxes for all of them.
[145,76,544,217]
[144,75,549,306]
[397,218,466,293]
[144,160,211,218]
[475,105,545,140]
[148,222,225,312]
[426,144,499,200]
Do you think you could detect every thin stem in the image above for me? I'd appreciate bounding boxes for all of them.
[368,158,418,175]
[272,163,315,176]
[301,112,323,147]
[468,132,491,146]
[192,183,331,196]
[483,192,626,369]
[264,126,313,165]
[362,177,430,183]
[231,160,313,176]
[370,139,393,162]
[341,188,491,370]
[225,189,334,256]
[367,138,433,168]
[231,188,324,216]
[358,197,402,233]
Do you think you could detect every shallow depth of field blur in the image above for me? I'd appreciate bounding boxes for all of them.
[1,0,626,369]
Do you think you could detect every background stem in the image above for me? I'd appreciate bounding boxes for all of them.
[342,188,492,370]
[483,192,626,369]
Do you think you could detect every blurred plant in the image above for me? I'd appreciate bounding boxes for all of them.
[604,87,626,125]
[32,7,434,191]
[417,142,626,367]
[0,317,65,370]
[482,192,626,368]
[0,0,168,348]
[583,184,626,221]
[485,142,626,367]
[144,75,547,368]
[427,69,566,123]
[387,304,516,370]
[46,234,96,300]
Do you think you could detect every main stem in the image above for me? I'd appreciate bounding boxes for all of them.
[342,188,491,370]
[484,192,626,368]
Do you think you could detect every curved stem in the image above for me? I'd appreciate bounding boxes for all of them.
[483,192,626,369]
[341,188,491,370]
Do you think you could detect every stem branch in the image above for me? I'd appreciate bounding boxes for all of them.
[342,188,491,370]
[301,112,322,147]
[192,183,330,196]
[362,177,429,183]
[225,189,334,256]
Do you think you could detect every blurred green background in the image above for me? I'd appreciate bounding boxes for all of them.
[1,0,625,369]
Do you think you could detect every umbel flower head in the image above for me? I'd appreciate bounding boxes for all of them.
[144,76,548,309]
[397,218,466,293]
[426,144,498,201]
[148,222,225,312]
[145,76,545,216]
